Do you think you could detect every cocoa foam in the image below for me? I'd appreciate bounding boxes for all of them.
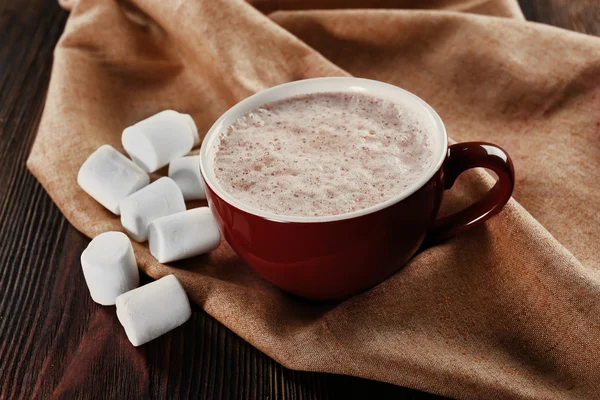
[213,92,436,217]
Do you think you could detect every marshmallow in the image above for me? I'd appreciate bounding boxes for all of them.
[80,231,139,305]
[116,274,191,346]
[120,177,186,242]
[168,156,206,200]
[122,110,199,173]
[181,113,200,147]
[148,207,220,263]
[77,145,149,215]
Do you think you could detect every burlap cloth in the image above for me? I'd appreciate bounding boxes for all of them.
[27,0,600,398]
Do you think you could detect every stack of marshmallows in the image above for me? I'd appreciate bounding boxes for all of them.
[77,110,221,346]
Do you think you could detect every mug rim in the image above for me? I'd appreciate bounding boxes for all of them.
[199,77,448,223]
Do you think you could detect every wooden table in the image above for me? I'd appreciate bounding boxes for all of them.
[0,1,597,398]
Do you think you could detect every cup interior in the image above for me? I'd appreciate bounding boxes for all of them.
[200,77,448,223]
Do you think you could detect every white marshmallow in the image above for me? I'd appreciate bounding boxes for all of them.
[181,113,200,147]
[122,110,199,173]
[168,156,206,200]
[119,177,186,242]
[77,145,149,215]
[116,274,191,346]
[148,207,220,263]
[81,231,139,305]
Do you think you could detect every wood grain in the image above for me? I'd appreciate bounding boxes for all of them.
[520,0,599,36]
[0,0,596,399]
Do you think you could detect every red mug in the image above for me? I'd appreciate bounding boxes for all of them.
[199,78,514,301]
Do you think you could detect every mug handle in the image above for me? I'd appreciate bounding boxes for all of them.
[425,142,515,244]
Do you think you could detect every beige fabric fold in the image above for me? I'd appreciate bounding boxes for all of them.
[27,0,600,398]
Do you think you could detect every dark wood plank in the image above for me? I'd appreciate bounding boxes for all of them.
[0,0,597,399]
[519,0,599,36]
